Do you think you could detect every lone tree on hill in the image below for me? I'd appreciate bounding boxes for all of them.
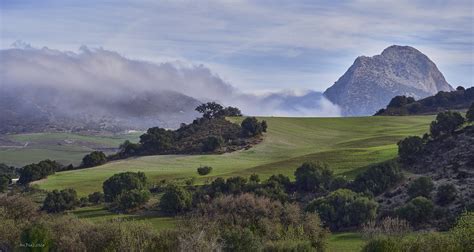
[195,102,242,119]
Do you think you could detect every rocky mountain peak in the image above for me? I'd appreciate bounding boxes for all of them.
[324,45,453,116]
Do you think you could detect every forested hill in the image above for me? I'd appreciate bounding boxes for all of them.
[375,86,474,116]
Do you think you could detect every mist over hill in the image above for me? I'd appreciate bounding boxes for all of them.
[324,45,454,116]
[0,45,340,133]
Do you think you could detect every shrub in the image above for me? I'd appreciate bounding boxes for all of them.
[352,160,403,196]
[201,136,223,152]
[114,189,150,211]
[182,193,328,251]
[398,136,424,164]
[159,184,192,215]
[362,233,462,252]
[396,196,434,226]
[241,117,265,137]
[430,111,465,138]
[102,172,147,202]
[467,103,474,123]
[42,188,78,213]
[436,184,458,205]
[294,162,333,192]
[81,151,107,168]
[197,166,213,176]
[87,192,104,204]
[362,217,411,239]
[306,189,378,230]
[407,176,434,199]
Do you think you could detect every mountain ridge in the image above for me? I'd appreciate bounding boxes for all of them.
[324,45,454,116]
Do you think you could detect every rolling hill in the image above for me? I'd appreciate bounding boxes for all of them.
[35,116,435,196]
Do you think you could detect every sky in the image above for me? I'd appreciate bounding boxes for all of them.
[1,0,473,93]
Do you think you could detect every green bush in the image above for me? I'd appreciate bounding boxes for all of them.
[114,189,150,211]
[197,166,213,175]
[159,184,192,215]
[201,136,223,152]
[396,196,434,226]
[306,189,378,230]
[102,172,147,202]
[397,136,424,164]
[430,111,465,138]
[241,117,265,137]
[42,188,78,213]
[295,162,333,192]
[87,191,104,204]
[81,151,107,168]
[407,176,434,199]
[352,160,403,196]
[436,184,458,205]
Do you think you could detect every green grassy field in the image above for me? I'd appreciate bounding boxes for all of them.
[36,116,434,196]
[0,132,141,167]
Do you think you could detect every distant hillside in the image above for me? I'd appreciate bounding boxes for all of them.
[324,45,454,116]
[375,86,474,116]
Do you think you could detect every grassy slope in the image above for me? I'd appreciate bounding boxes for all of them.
[36,116,434,196]
[0,132,141,167]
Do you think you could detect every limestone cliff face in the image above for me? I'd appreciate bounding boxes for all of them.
[324,45,454,116]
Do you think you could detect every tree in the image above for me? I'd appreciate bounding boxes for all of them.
[102,172,147,202]
[197,166,213,176]
[407,176,434,199]
[396,197,434,226]
[352,160,403,196]
[241,117,264,137]
[430,111,465,138]
[398,136,424,164]
[159,184,192,215]
[436,184,457,205]
[42,188,78,213]
[222,106,242,117]
[195,102,224,119]
[88,192,105,204]
[306,189,378,230]
[114,189,150,211]
[201,136,223,152]
[18,159,62,184]
[294,162,333,192]
[139,127,175,154]
[467,103,474,123]
[81,151,107,168]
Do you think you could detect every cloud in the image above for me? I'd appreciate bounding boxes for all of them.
[0,45,341,129]
[2,0,472,91]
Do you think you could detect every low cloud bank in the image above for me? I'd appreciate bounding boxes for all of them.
[1,44,340,129]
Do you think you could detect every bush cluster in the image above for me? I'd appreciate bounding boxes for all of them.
[81,151,107,168]
[18,159,62,184]
[42,188,78,213]
[306,189,378,230]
